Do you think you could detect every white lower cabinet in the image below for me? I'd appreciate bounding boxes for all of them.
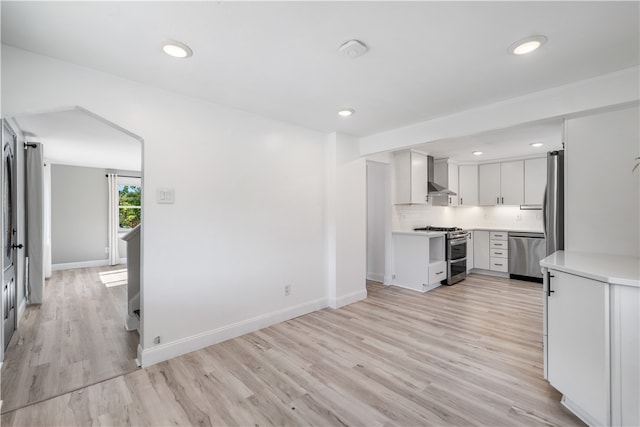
[546,270,609,426]
[428,260,447,284]
[466,232,474,272]
[544,267,640,427]
[473,230,490,270]
[392,233,446,292]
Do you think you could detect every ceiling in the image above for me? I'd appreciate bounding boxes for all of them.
[415,119,563,163]
[2,1,638,139]
[13,108,142,171]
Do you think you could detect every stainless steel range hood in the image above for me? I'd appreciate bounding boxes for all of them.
[427,155,457,196]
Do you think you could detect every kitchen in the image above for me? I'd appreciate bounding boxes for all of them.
[367,119,561,291]
[366,105,639,426]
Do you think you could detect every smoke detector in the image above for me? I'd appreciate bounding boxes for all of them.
[339,40,368,58]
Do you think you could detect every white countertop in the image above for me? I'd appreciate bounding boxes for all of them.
[540,251,640,288]
[392,230,447,237]
[466,227,544,233]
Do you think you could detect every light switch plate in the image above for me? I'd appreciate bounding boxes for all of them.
[157,188,175,204]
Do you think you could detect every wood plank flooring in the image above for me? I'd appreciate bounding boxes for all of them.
[2,274,584,426]
[1,266,139,413]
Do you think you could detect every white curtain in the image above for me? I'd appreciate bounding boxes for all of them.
[26,143,44,304]
[43,162,52,278]
[107,173,120,265]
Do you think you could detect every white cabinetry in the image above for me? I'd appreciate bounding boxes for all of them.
[542,252,640,427]
[489,231,508,272]
[500,160,524,205]
[433,159,459,206]
[478,163,501,206]
[458,165,478,206]
[546,270,608,426]
[524,157,547,205]
[466,232,474,272]
[479,161,524,206]
[394,150,428,204]
[473,230,490,270]
[392,233,446,292]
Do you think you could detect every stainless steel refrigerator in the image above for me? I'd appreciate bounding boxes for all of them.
[544,150,564,256]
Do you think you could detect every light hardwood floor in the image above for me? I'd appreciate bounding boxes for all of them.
[2,274,583,426]
[1,266,139,414]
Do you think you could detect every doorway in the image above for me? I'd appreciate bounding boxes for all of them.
[0,107,144,414]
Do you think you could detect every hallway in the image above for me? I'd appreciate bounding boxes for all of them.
[1,265,139,413]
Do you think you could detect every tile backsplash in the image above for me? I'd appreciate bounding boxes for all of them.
[393,204,543,232]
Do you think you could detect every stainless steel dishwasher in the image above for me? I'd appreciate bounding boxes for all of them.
[508,232,546,281]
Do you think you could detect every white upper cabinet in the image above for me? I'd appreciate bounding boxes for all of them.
[458,164,478,206]
[433,159,459,206]
[524,157,547,205]
[478,163,501,205]
[500,160,524,205]
[478,160,524,205]
[394,150,428,204]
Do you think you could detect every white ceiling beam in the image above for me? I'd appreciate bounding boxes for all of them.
[359,66,640,155]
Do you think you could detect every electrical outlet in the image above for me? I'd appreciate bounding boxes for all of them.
[104,247,109,254]
[284,285,291,296]
[153,336,161,344]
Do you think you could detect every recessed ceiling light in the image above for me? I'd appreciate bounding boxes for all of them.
[509,35,547,55]
[163,41,193,59]
[338,109,355,117]
[530,142,544,148]
[472,151,483,156]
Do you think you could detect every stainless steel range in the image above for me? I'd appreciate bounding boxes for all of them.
[413,226,469,285]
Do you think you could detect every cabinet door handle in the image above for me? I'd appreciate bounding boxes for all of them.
[449,197,451,204]
[436,271,444,275]
[494,243,503,246]
[501,197,504,204]
[495,263,503,266]
[460,197,463,205]
[547,272,555,296]
[496,196,499,204]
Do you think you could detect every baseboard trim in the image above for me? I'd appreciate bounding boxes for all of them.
[470,268,510,279]
[561,395,602,426]
[139,297,328,367]
[52,258,127,271]
[328,289,367,309]
[366,272,384,282]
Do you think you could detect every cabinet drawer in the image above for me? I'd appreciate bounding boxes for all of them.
[491,249,508,258]
[490,240,508,249]
[490,231,508,240]
[490,258,508,272]
[428,261,447,285]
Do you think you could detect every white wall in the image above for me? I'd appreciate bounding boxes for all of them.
[326,132,367,308]
[366,162,388,282]
[565,104,640,257]
[2,46,330,365]
[51,165,109,264]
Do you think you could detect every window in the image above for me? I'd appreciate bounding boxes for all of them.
[118,183,141,230]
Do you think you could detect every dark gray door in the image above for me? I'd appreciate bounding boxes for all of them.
[3,121,17,350]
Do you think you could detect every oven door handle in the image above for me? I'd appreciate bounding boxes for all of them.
[449,238,467,246]
[449,257,467,264]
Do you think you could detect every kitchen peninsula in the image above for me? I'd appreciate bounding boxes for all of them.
[391,231,446,292]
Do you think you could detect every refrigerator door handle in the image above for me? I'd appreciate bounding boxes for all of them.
[542,185,547,239]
